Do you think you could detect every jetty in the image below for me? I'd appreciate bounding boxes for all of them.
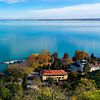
[0,60,25,65]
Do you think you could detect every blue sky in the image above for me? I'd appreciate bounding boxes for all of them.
[0,0,100,19]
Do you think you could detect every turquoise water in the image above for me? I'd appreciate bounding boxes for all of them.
[0,21,100,72]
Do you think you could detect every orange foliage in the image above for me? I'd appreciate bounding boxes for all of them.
[27,52,51,68]
[74,50,89,61]
[62,53,73,65]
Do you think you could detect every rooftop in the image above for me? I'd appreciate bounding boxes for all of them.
[41,70,67,76]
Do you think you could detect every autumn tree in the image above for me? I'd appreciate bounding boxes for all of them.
[27,51,51,70]
[73,50,89,61]
[62,53,73,69]
[27,54,39,69]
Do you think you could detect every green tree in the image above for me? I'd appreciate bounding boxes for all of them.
[0,87,12,100]
[22,74,28,91]
[23,67,33,74]
[33,77,42,87]
[88,70,100,89]
[6,76,14,82]
[48,78,55,86]
[6,82,23,96]
[7,64,24,80]
[0,78,5,88]
[75,78,96,95]
[38,87,52,100]
[77,90,100,100]
[83,63,91,73]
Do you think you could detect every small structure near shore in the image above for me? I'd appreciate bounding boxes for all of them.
[0,60,25,65]
[90,64,100,72]
[40,70,68,81]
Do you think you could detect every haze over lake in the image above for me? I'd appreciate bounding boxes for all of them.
[0,21,100,71]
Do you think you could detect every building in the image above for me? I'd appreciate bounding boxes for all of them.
[69,59,87,73]
[40,70,68,81]
[70,63,83,72]
[90,64,100,72]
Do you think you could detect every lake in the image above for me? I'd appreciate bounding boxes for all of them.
[0,21,100,72]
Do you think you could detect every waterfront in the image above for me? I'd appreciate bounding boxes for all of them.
[0,21,100,71]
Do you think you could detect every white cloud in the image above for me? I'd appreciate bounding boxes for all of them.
[0,0,27,3]
[0,3,100,19]
[28,3,100,19]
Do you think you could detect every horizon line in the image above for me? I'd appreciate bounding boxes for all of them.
[0,18,100,21]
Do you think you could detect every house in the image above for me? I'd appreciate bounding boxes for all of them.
[69,62,85,73]
[90,64,100,72]
[40,70,68,81]
[69,59,87,73]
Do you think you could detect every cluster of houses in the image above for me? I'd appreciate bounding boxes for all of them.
[39,58,100,82]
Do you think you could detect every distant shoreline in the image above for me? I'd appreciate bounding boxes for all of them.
[0,18,100,21]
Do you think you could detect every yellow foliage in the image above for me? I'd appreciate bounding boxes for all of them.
[23,67,33,74]
[71,96,77,100]
[27,51,51,69]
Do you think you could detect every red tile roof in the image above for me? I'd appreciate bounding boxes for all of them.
[41,70,67,76]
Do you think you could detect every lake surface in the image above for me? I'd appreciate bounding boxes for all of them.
[0,21,100,72]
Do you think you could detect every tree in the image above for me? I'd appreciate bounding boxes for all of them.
[51,52,62,69]
[38,54,50,65]
[38,86,66,100]
[52,52,59,61]
[83,63,91,73]
[75,78,96,95]
[6,82,23,96]
[7,64,24,80]
[68,71,78,81]
[73,50,88,61]
[62,53,73,69]
[6,76,14,82]
[33,77,42,87]
[41,50,51,57]
[0,87,12,100]
[48,78,55,86]
[23,67,33,74]
[22,74,28,91]
[77,90,100,100]
[91,53,95,59]
[62,81,75,97]
[0,78,5,89]
[27,54,39,69]
[12,90,35,100]
[38,87,52,100]
[88,70,100,89]
[27,51,50,69]
[51,59,61,69]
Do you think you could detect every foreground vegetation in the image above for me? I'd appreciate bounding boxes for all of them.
[0,50,100,100]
